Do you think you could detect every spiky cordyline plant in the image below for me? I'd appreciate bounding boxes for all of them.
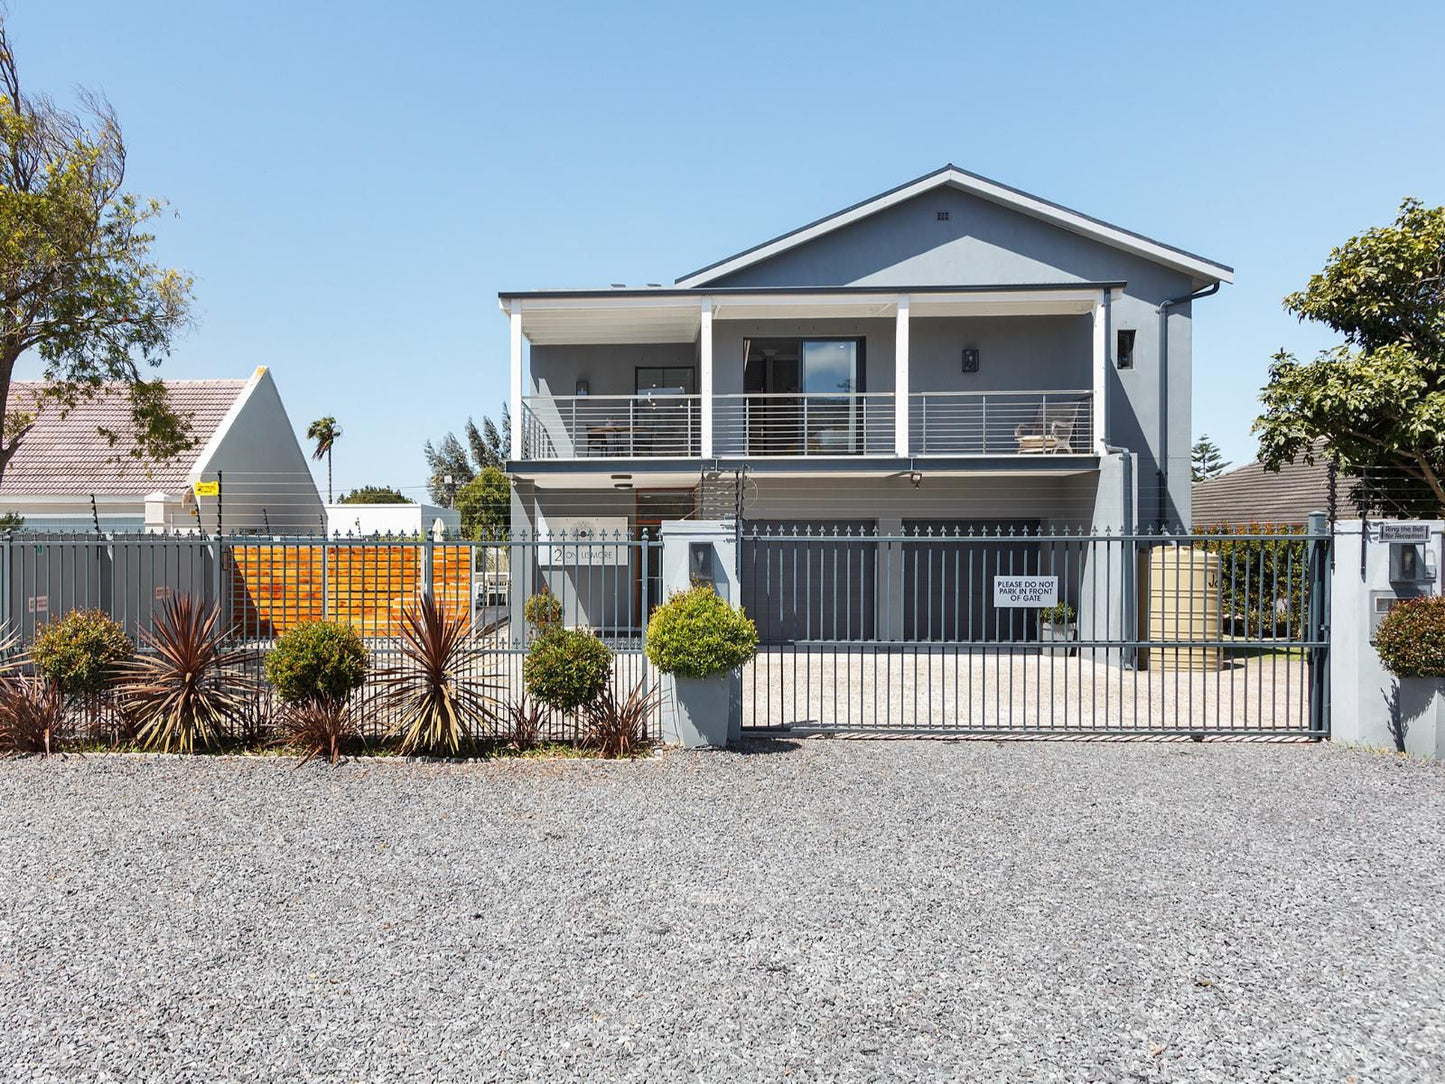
[584,680,660,759]
[118,595,257,753]
[503,694,547,752]
[0,676,66,757]
[379,593,500,756]
[276,698,356,766]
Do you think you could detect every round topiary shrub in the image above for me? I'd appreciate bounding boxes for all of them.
[31,609,133,697]
[264,620,369,705]
[524,627,611,713]
[524,590,564,630]
[1374,596,1445,678]
[645,585,758,680]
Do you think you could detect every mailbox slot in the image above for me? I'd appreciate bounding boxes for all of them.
[689,541,714,584]
[1388,542,1435,584]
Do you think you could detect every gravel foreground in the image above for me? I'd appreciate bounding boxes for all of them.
[1,741,1442,1083]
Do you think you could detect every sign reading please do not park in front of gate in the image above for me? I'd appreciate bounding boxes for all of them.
[993,575,1059,608]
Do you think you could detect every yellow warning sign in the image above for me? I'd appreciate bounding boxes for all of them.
[193,481,219,497]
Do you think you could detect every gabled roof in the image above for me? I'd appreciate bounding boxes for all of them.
[1192,442,1333,527]
[676,164,1234,288]
[0,379,249,495]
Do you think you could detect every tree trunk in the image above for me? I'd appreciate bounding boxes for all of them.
[327,449,333,504]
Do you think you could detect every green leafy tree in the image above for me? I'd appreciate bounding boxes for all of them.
[455,466,510,538]
[306,416,341,503]
[1255,198,1445,514]
[423,403,510,502]
[0,20,194,487]
[1191,435,1230,482]
[338,485,408,504]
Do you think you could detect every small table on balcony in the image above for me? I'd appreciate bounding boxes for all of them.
[586,422,630,456]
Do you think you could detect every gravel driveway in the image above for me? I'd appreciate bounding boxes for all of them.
[1,742,1442,1082]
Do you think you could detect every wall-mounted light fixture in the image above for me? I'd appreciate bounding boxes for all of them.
[962,348,980,374]
[909,470,923,489]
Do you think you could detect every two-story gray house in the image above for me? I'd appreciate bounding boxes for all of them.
[501,165,1231,637]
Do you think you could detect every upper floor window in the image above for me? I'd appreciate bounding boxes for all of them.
[1116,329,1136,369]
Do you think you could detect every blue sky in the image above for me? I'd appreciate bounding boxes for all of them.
[9,0,1443,494]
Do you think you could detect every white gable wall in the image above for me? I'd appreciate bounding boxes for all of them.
[190,368,324,535]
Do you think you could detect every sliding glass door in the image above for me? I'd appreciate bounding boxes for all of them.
[744,338,864,454]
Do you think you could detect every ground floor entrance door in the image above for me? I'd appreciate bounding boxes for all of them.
[634,490,696,622]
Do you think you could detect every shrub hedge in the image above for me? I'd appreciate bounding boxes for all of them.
[523,590,564,630]
[1373,596,1445,679]
[31,609,133,697]
[1196,523,1309,636]
[645,585,758,679]
[524,626,611,712]
[264,620,369,705]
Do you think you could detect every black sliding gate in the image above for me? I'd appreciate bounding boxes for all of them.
[738,524,1331,738]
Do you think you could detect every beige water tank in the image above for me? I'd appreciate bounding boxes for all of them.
[1139,546,1223,671]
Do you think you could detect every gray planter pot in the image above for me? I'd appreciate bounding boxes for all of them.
[1389,677,1445,758]
[1039,620,1078,657]
[662,673,739,748]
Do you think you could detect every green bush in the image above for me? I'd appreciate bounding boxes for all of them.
[1196,523,1309,636]
[645,585,758,679]
[1038,602,1076,625]
[1374,596,1445,678]
[264,620,369,705]
[31,609,133,697]
[523,590,563,630]
[524,627,610,712]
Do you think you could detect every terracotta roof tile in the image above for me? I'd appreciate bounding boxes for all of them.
[1192,442,1334,527]
[0,380,247,495]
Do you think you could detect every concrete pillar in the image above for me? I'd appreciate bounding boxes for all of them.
[1331,519,1445,755]
[508,481,536,643]
[876,514,905,641]
[1077,451,1138,667]
[657,519,741,747]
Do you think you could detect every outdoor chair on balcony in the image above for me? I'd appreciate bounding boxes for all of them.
[1014,399,1083,454]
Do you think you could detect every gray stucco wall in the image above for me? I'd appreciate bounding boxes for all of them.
[701,186,1203,527]
[529,342,698,398]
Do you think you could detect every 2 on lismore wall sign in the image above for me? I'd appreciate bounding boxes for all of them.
[993,576,1059,608]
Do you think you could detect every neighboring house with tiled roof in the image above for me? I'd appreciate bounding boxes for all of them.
[1192,441,1334,527]
[0,367,323,534]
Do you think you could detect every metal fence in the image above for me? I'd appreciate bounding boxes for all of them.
[0,531,664,744]
[2,523,1333,743]
[737,523,1330,738]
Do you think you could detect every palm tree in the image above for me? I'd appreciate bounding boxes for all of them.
[307,417,342,503]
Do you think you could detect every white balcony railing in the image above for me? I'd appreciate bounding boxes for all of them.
[910,390,1093,455]
[713,392,895,457]
[521,394,701,459]
[517,389,1094,460]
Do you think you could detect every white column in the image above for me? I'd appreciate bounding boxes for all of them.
[699,298,714,458]
[894,294,910,457]
[509,300,523,461]
[1092,290,1108,453]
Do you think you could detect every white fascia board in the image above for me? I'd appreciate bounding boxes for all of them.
[514,294,707,313]
[677,168,1234,288]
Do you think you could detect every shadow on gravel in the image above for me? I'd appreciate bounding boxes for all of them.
[726,737,804,755]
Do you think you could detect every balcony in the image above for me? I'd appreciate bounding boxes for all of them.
[910,390,1094,456]
[714,393,895,456]
[518,389,1095,462]
[522,393,700,459]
